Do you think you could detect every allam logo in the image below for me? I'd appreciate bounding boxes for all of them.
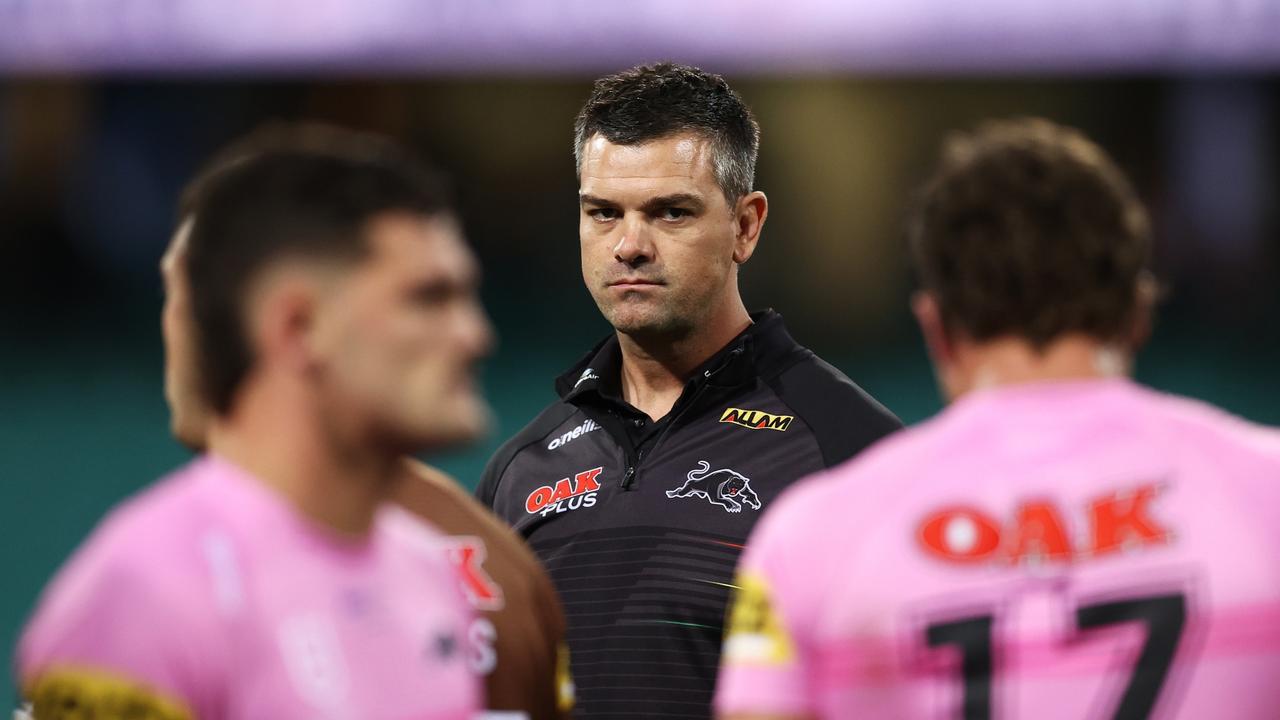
[719,407,793,432]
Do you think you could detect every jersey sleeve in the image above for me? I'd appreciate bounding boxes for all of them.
[714,484,826,717]
[532,561,576,718]
[770,355,903,468]
[17,545,221,719]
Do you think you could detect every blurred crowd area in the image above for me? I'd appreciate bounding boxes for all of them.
[3,78,1277,410]
[1,75,1278,706]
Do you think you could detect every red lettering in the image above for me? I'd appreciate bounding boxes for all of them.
[526,468,605,514]
[550,478,575,503]
[1005,501,1073,563]
[1089,484,1169,556]
[525,486,554,513]
[447,538,504,611]
[575,467,603,493]
[919,506,1002,563]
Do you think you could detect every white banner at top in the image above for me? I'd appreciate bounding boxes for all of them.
[1,0,1278,75]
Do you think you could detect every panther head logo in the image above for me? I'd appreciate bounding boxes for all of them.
[665,461,762,514]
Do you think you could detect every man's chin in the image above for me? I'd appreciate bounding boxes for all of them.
[606,312,693,340]
[411,404,491,451]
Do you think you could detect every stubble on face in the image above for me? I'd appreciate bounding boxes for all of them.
[578,133,738,342]
[312,214,493,454]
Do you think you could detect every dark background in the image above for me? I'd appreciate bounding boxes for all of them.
[2,76,1278,708]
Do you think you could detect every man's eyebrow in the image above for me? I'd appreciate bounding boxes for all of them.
[640,193,704,213]
[579,193,706,211]
[578,194,617,208]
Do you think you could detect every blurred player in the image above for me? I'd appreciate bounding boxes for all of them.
[393,463,575,720]
[18,125,489,718]
[160,172,573,720]
[716,118,1280,719]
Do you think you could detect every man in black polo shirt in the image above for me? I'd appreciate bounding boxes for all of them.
[477,63,901,719]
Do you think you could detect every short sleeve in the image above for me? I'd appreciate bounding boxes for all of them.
[714,486,824,717]
[18,547,219,719]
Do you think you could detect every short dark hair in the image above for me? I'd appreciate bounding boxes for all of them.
[907,117,1151,349]
[180,123,452,415]
[573,62,760,202]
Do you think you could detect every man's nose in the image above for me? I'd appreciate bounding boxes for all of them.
[458,300,495,359]
[613,216,654,266]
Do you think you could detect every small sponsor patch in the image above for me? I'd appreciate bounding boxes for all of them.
[525,468,603,517]
[719,407,793,432]
[555,643,576,712]
[573,368,600,389]
[723,572,795,666]
[547,419,601,450]
[26,666,194,720]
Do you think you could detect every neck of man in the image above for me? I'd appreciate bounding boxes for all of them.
[949,333,1130,401]
[616,293,752,421]
[206,376,397,537]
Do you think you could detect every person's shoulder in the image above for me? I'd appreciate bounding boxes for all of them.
[766,349,903,467]
[65,461,214,575]
[477,401,580,505]
[1138,385,1280,462]
[18,462,221,703]
[40,459,219,594]
[396,460,549,579]
[494,401,581,462]
[781,419,932,520]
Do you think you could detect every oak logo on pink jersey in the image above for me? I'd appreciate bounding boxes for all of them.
[445,537,504,612]
[525,467,603,517]
[918,483,1171,565]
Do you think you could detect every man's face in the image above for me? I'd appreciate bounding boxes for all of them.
[312,213,494,451]
[160,220,210,451]
[579,132,741,339]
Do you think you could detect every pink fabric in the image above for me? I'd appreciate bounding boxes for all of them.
[716,379,1280,718]
[19,455,480,719]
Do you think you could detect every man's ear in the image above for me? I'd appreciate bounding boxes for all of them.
[1125,271,1159,353]
[911,291,954,368]
[732,191,768,265]
[249,272,322,375]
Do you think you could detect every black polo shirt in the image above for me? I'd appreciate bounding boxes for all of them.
[477,310,901,719]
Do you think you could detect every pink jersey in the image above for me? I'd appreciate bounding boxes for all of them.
[18,455,480,719]
[716,379,1280,719]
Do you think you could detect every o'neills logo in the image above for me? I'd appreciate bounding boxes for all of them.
[525,467,603,517]
[548,419,601,450]
[719,407,793,432]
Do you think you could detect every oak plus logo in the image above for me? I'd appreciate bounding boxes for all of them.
[525,467,603,517]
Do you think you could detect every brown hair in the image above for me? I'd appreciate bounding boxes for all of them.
[573,62,760,203]
[179,123,452,414]
[907,117,1151,349]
